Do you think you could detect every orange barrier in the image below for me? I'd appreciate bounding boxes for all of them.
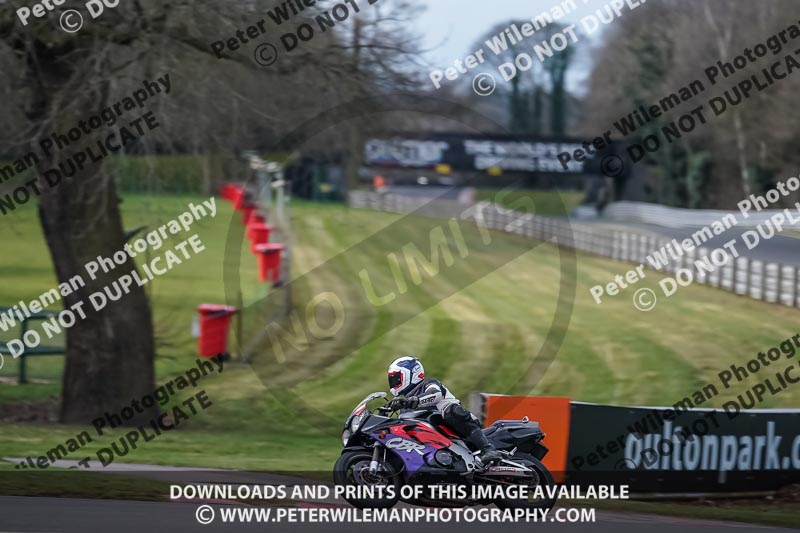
[483,395,571,482]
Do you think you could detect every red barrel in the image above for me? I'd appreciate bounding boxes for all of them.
[234,189,250,210]
[241,204,256,225]
[222,185,248,210]
[220,184,240,202]
[247,215,267,238]
[255,243,285,282]
[246,217,266,240]
[196,304,238,358]
[248,223,272,253]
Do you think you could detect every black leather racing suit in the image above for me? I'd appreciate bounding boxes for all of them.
[403,378,499,463]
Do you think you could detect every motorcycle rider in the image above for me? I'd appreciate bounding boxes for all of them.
[385,356,501,466]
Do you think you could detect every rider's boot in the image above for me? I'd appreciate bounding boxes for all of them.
[466,428,501,467]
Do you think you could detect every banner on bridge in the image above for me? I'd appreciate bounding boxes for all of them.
[364,134,610,175]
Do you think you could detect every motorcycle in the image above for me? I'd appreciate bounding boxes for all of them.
[333,392,556,510]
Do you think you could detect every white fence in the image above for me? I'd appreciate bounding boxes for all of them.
[350,191,800,309]
[603,201,800,229]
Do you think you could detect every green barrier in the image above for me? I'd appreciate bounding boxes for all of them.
[0,307,63,384]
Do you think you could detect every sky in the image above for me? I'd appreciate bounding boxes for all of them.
[415,0,611,93]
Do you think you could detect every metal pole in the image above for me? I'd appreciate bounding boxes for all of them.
[795,266,799,308]
[19,319,28,384]
[237,289,243,360]
[266,169,273,223]
[275,171,285,228]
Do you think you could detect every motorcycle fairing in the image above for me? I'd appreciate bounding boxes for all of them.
[393,421,454,449]
[371,428,437,475]
[370,419,454,475]
[484,419,545,455]
[438,424,460,438]
[372,419,483,476]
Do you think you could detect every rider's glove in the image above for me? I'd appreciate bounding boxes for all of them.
[406,396,420,409]
[386,398,408,411]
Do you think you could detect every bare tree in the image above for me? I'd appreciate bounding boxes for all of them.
[0,0,424,423]
[580,0,800,208]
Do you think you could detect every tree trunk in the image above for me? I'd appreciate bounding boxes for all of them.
[703,4,751,198]
[37,160,157,425]
[732,110,752,197]
[28,62,157,425]
[531,86,543,136]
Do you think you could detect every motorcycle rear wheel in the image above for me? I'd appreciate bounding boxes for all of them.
[333,449,401,509]
[494,453,557,511]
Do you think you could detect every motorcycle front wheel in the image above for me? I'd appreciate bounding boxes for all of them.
[332,449,401,509]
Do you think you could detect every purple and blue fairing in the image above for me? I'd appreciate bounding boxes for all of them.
[371,431,438,476]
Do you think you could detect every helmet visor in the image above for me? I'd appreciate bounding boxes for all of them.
[388,371,403,390]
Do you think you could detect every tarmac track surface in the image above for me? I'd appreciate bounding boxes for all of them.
[591,222,800,267]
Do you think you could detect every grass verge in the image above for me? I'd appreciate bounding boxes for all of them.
[475,189,585,215]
